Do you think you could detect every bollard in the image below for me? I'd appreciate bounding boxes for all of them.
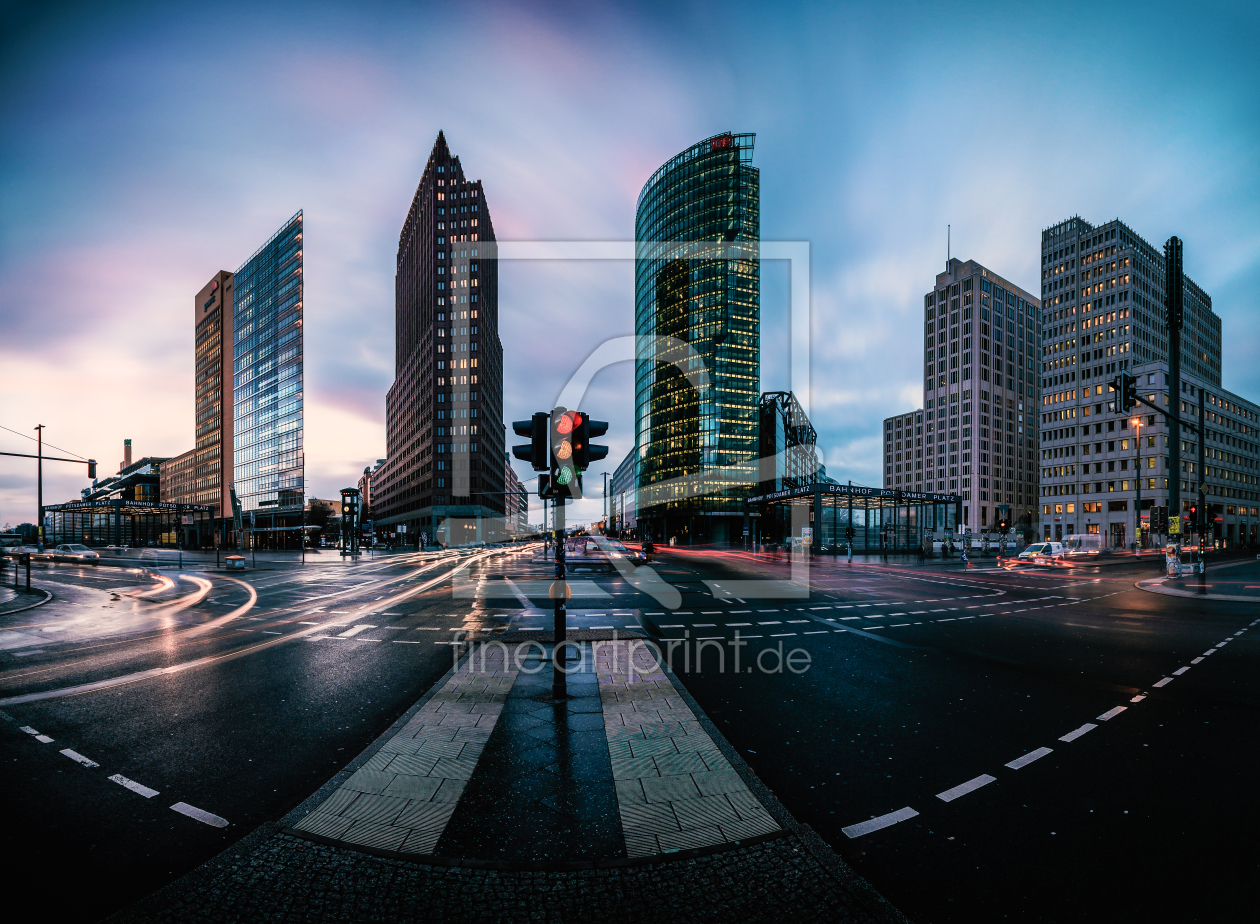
[552,536,567,698]
[24,552,32,593]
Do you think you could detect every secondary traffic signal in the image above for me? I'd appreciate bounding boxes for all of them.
[997,503,1010,532]
[573,416,609,471]
[87,459,97,479]
[512,413,549,471]
[1112,372,1137,413]
[550,407,581,500]
[1185,504,1197,530]
[844,525,855,541]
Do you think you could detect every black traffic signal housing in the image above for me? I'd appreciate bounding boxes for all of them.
[1121,372,1137,413]
[844,525,855,541]
[997,503,1010,532]
[550,407,581,500]
[1185,504,1197,531]
[573,416,609,471]
[512,413,549,471]
[87,459,97,479]
[1210,504,1224,532]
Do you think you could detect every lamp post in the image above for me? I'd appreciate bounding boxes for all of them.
[1132,416,1142,555]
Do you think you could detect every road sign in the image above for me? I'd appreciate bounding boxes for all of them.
[801,527,813,539]
[1168,515,1181,536]
[743,526,749,535]
[181,515,194,525]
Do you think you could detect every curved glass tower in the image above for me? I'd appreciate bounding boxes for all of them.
[634,132,760,545]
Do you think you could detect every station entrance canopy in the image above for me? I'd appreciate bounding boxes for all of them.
[44,500,214,549]
[748,482,962,552]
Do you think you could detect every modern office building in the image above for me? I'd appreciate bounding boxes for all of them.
[610,448,637,537]
[882,408,925,492]
[758,391,820,495]
[503,454,528,536]
[633,132,760,545]
[162,271,236,518]
[373,131,506,546]
[1034,217,1252,546]
[231,211,305,544]
[905,258,1041,536]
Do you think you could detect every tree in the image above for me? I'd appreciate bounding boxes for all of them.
[307,499,334,534]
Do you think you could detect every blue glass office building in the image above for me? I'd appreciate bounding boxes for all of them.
[634,133,760,545]
[232,211,304,542]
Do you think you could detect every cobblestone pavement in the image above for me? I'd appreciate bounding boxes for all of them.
[108,826,909,924]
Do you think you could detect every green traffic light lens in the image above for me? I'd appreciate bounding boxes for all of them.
[556,467,573,485]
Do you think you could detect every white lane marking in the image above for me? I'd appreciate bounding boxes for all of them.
[1172,666,1190,676]
[804,630,829,634]
[1191,657,1204,664]
[392,640,423,644]
[1234,630,1245,636]
[1097,706,1127,721]
[727,622,751,626]
[937,774,997,802]
[757,621,782,625]
[1204,649,1216,656]
[1059,723,1097,742]
[299,621,318,625]
[787,619,811,623]
[1153,677,1173,687]
[35,734,54,743]
[171,802,228,828]
[770,633,796,637]
[109,774,159,798]
[842,806,919,838]
[1130,694,1146,703]
[1215,642,1227,648]
[338,624,377,638]
[1005,747,1053,770]
[60,749,100,767]
[261,631,282,635]
[19,726,39,735]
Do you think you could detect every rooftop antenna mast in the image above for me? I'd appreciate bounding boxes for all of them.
[947,224,951,269]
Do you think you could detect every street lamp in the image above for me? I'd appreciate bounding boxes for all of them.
[1131,416,1142,556]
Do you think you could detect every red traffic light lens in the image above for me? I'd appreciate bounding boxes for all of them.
[556,413,575,434]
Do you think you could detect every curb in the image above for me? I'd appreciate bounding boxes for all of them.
[0,588,53,617]
[1134,557,1260,602]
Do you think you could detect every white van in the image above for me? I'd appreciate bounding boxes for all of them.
[1018,541,1065,561]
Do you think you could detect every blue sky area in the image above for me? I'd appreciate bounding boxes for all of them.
[2,0,1257,526]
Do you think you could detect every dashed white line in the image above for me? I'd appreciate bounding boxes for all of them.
[1153,677,1173,688]
[1097,706,1127,721]
[937,774,996,802]
[1172,666,1190,676]
[1058,723,1097,742]
[35,734,54,743]
[110,774,159,798]
[1191,657,1204,664]
[842,806,919,838]
[1005,747,1053,770]
[171,802,228,828]
[1130,694,1146,703]
[60,749,99,768]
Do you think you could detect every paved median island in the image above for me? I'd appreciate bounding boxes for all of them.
[109,630,910,923]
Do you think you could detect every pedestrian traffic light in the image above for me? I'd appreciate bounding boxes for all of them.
[512,413,549,471]
[1185,504,1197,530]
[550,407,581,500]
[87,459,97,479]
[573,415,609,471]
[1210,504,1224,531]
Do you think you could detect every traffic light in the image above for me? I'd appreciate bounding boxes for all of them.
[844,525,855,541]
[997,503,1010,532]
[573,416,609,471]
[1110,372,1136,413]
[1185,504,1197,531]
[550,407,581,500]
[87,459,97,479]
[512,413,549,471]
[1210,504,1224,531]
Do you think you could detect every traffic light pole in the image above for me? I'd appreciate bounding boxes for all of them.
[553,495,567,698]
[1198,386,1207,574]
[1165,237,1183,543]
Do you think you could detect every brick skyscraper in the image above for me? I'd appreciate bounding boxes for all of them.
[373,132,505,544]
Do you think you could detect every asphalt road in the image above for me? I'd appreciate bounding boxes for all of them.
[1,546,1256,922]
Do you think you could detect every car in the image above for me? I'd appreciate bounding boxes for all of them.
[53,543,100,563]
[1063,533,1106,558]
[1018,541,1065,561]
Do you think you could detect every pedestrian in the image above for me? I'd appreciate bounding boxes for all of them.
[847,543,853,564]
[961,545,968,568]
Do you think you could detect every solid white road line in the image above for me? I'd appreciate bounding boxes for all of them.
[1097,706,1127,721]
[109,774,159,798]
[60,749,99,767]
[1059,723,1097,742]
[1005,747,1053,770]
[1153,677,1173,687]
[171,802,228,828]
[842,806,919,838]
[936,774,996,802]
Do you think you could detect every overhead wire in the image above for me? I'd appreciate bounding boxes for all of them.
[0,424,88,460]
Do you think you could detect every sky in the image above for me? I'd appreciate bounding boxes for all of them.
[2,0,1258,529]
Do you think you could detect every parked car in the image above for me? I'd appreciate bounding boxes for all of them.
[1018,541,1065,561]
[53,543,100,563]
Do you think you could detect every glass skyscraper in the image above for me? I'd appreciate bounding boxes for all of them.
[634,132,760,545]
[231,211,305,539]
